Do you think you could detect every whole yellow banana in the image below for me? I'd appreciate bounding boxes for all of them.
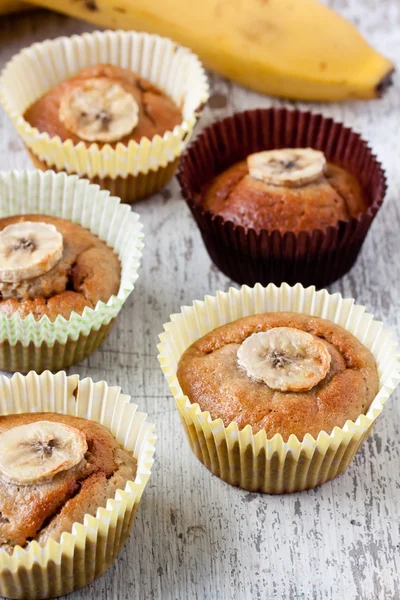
[23,0,393,101]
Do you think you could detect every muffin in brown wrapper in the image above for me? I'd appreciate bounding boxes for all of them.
[178,109,386,288]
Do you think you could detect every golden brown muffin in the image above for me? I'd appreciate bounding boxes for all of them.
[177,312,379,441]
[0,214,121,321]
[200,159,366,234]
[0,412,137,552]
[23,63,182,147]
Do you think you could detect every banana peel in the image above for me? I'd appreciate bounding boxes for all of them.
[13,0,396,100]
[0,1,31,14]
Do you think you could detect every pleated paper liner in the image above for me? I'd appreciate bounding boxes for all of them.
[0,170,143,373]
[177,109,386,288]
[28,151,180,204]
[0,30,209,203]
[0,371,156,600]
[158,283,400,494]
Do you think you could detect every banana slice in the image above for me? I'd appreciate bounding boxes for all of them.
[0,421,87,485]
[237,326,331,392]
[59,77,139,143]
[247,148,326,187]
[0,221,63,283]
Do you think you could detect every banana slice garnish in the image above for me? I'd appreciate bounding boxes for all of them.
[0,222,63,283]
[59,77,139,143]
[237,326,331,392]
[0,420,87,485]
[247,148,326,187]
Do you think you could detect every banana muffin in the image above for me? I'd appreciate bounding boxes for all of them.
[0,412,137,552]
[177,312,379,441]
[23,63,182,147]
[199,148,366,233]
[0,214,120,321]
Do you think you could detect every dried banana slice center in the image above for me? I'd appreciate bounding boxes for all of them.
[237,326,331,392]
[0,421,87,485]
[59,77,139,143]
[247,148,326,187]
[0,221,63,283]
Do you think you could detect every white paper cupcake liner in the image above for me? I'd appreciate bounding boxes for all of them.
[0,370,156,600]
[0,29,209,180]
[0,169,143,372]
[158,283,400,493]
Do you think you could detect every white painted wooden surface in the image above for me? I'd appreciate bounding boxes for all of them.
[0,2,399,598]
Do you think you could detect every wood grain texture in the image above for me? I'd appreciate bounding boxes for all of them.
[0,1,399,598]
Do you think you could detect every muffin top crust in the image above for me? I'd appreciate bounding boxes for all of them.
[199,148,366,234]
[0,412,137,552]
[177,312,379,441]
[0,214,121,321]
[23,63,182,148]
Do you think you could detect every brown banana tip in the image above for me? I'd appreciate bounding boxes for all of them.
[85,1,98,10]
[376,68,395,97]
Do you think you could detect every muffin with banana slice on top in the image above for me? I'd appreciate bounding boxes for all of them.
[0,169,143,374]
[159,283,399,493]
[177,312,379,442]
[0,30,209,203]
[202,148,365,234]
[0,371,156,599]
[23,63,182,149]
[0,412,137,552]
[0,214,120,321]
[21,62,183,204]
[178,108,386,288]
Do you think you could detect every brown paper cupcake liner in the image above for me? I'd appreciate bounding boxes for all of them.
[28,150,179,204]
[178,109,386,288]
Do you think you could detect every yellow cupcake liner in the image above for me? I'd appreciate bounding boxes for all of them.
[158,283,400,493]
[0,169,143,373]
[0,30,209,201]
[0,370,156,599]
[28,150,180,204]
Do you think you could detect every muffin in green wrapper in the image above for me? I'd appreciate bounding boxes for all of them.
[0,169,143,373]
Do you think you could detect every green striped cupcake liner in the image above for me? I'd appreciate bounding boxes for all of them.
[0,169,143,373]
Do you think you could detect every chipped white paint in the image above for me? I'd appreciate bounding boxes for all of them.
[0,1,399,598]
